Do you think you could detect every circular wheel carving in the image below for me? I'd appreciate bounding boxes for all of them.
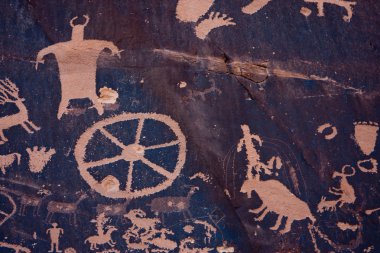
[0,191,16,226]
[74,113,186,199]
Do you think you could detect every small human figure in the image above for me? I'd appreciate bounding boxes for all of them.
[46,222,64,252]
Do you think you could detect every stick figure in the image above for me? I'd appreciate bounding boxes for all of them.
[46,222,64,252]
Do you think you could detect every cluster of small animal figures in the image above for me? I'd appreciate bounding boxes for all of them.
[237,123,379,252]
[0,1,375,253]
[176,0,357,39]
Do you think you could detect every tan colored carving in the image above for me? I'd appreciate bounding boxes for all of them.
[242,0,272,15]
[364,246,375,253]
[190,172,211,183]
[183,225,195,233]
[97,87,118,104]
[148,186,199,223]
[178,81,187,88]
[304,0,356,22]
[0,242,31,253]
[0,78,40,143]
[318,165,356,213]
[74,113,186,199]
[85,213,117,250]
[64,248,76,253]
[241,174,315,234]
[123,209,177,252]
[194,220,216,244]
[0,152,21,174]
[354,122,378,155]
[365,207,380,215]
[46,192,88,225]
[300,7,312,17]
[317,123,337,140]
[237,124,282,178]
[35,15,122,119]
[217,241,234,253]
[176,0,214,22]
[179,237,213,253]
[337,222,358,232]
[0,191,16,226]
[26,146,56,173]
[195,12,235,40]
[357,158,378,173]
[46,222,64,253]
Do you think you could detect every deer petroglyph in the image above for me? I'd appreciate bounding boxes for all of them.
[35,15,122,119]
[0,79,40,143]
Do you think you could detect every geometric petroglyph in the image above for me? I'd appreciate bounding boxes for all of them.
[35,15,122,119]
[0,191,17,226]
[0,152,21,174]
[0,79,40,144]
[26,146,56,173]
[74,113,186,199]
[304,0,356,22]
[357,158,378,174]
[354,122,378,156]
[317,123,337,140]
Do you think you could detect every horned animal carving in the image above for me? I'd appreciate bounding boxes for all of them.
[241,175,315,234]
[35,15,122,119]
[0,79,40,143]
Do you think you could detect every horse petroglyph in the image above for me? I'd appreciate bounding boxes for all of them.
[0,79,40,143]
[123,209,177,252]
[85,213,118,250]
[74,113,186,199]
[0,152,21,174]
[46,222,64,253]
[35,15,122,119]
[354,122,378,156]
[26,146,56,173]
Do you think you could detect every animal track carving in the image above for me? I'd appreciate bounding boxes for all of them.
[26,146,56,173]
[195,12,236,40]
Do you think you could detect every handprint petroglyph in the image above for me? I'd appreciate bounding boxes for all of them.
[26,146,56,173]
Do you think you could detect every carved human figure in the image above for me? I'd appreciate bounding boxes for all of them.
[46,223,64,252]
[35,15,122,119]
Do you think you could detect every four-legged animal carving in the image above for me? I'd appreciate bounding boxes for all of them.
[318,165,356,213]
[46,193,88,226]
[241,175,315,234]
[19,189,52,216]
[0,79,40,143]
[84,226,117,250]
[147,186,199,223]
[0,153,21,174]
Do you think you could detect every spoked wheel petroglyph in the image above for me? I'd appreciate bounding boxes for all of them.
[75,113,186,199]
[0,191,16,226]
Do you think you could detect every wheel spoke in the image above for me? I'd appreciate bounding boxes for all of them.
[83,154,124,169]
[144,140,180,150]
[99,128,128,149]
[126,161,134,193]
[135,119,144,144]
[140,157,174,179]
